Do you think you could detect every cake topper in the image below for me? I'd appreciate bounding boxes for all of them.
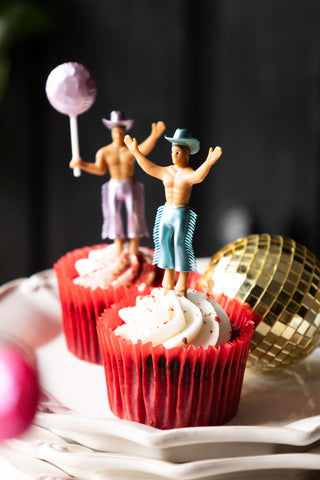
[69,110,166,254]
[125,129,222,296]
[45,62,97,177]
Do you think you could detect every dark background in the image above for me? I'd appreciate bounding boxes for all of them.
[1,0,320,284]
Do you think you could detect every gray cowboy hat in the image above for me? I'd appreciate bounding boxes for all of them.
[102,110,134,130]
[165,128,200,154]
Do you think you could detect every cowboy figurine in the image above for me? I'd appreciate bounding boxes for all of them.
[70,110,166,254]
[125,128,222,296]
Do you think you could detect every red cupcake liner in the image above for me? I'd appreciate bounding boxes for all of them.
[97,290,254,429]
[54,245,162,364]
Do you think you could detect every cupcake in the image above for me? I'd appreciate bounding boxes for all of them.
[54,243,163,364]
[97,287,254,429]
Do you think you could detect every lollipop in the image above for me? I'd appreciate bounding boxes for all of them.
[45,62,97,177]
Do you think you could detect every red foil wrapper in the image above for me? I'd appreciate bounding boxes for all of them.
[97,290,254,429]
[54,245,162,364]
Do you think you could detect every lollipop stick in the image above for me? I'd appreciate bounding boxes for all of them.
[69,115,81,177]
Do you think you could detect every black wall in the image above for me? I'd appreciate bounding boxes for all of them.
[1,0,320,284]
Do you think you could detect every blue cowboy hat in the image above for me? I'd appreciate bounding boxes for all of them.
[102,110,134,131]
[165,128,200,154]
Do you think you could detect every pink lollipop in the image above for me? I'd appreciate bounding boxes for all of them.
[0,345,39,439]
[46,62,97,177]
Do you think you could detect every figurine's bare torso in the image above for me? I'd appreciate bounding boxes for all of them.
[95,144,136,180]
[162,165,194,206]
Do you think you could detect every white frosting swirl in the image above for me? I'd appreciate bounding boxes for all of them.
[73,244,156,290]
[116,288,232,348]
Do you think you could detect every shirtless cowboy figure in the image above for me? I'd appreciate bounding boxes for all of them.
[69,110,166,254]
[124,128,222,296]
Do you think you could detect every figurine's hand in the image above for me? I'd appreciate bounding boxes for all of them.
[124,135,139,153]
[207,146,222,166]
[69,157,82,169]
[151,121,166,138]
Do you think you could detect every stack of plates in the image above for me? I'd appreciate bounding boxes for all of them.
[0,266,320,479]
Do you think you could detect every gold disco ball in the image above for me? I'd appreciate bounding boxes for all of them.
[200,234,320,372]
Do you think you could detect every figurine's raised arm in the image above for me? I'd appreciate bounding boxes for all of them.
[186,146,222,185]
[124,135,165,180]
[137,121,166,156]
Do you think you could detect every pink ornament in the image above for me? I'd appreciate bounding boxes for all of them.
[0,346,39,439]
[45,62,97,177]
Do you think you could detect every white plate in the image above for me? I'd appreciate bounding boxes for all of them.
[3,424,320,480]
[1,266,320,479]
